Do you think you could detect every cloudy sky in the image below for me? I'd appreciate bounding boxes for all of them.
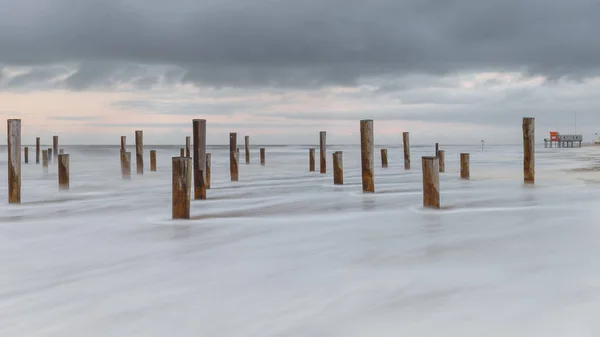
[2,0,600,145]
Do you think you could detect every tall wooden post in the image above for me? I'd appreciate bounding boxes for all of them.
[422,156,440,209]
[121,151,131,179]
[52,135,58,163]
[185,136,191,158]
[319,131,326,174]
[42,150,49,174]
[150,150,157,172]
[381,149,388,168]
[309,148,316,172]
[180,148,184,157]
[48,148,52,164]
[120,136,126,174]
[172,157,192,220]
[193,119,207,199]
[206,153,211,189]
[58,154,69,190]
[437,150,445,173]
[7,119,21,204]
[24,147,29,164]
[523,117,535,184]
[245,136,250,164]
[135,130,143,175]
[360,120,374,193]
[260,148,265,166]
[230,132,239,181]
[403,132,410,170]
[333,151,343,185]
[120,136,126,153]
[36,137,40,164]
[460,153,470,179]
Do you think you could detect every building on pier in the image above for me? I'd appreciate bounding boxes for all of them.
[544,131,582,148]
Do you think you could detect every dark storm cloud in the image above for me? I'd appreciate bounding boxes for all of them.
[1,0,599,89]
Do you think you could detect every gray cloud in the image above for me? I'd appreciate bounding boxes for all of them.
[112,98,266,116]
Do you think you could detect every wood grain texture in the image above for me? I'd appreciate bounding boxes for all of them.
[245,136,250,164]
[58,154,69,190]
[422,156,440,209]
[180,148,184,157]
[121,151,131,179]
[206,153,211,189]
[8,119,21,204]
[150,150,157,172]
[319,131,326,174]
[260,148,265,166]
[360,120,374,193]
[185,136,191,158]
[172,157,192,219]
[460,153,470,179]
[380,148,388,168]
[333,151,343,185]
[309,148,315,172]
[193,120,207,199]
[230,132,238,181]
[135,130,143,175]
[403,132,410,170]
[53,135,58,162]
[523,117,535,184]
[437,150,445,173]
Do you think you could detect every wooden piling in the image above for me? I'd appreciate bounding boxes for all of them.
[333,151,343,185]
[403,132,410,170]
[53,135,58,163]
[422,156,440,209]
[7,119,21,204]
[135,130,143,175]
[36,137,40,164]
[319,131,326,174]
[260,148,265,166]
[523,117,535,184]
[245,136,250,164]
[381,149,388,168]
[24,147,29,164]
[230,132,239,181]
[437,150,445,173]
[48,148,52,164]
[121,151,131,179]
[185,136,191,158]
[435,142,439,156]
[193,119,207,199]
[360,120,374,193]
[180,148,185,157]
[309,148,316,172]
[120,136,126,153]
[42,150,48,173]
[460,153,470,179]
[206,153,211,189]
[58,154,69,190]
[172,157,192,220]
[150,150,157,172]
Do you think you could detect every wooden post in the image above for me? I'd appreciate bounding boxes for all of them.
[172,157,192,220]
[422,156,440,209]
[121,151,131,179]
[460,153,470,179]
[403,132,410,170]
[333,151,343,185]
[150,150,157,172]
[260,148,265,166]
[523,117,535,184]
[42,150,48,173]
[437,150,445,173]
[206,153,211,189]
[58,154,69,190]
[381,149,388,168]
[7,119,21,204]
[319,131,326,174]
[435,142,439,156]
[120,136,126,153]
[309,148,316,172]
[135,130,143,175]
[180,148,184,157]
[48,148,52,164]
[53,135,58,163]
[185,136,191,158]
[24,147,29,164]
[36,137,40,164]
[360,120,374,193]
[230,132,239,181]
[245,136,250,164]
[193,119,207,199]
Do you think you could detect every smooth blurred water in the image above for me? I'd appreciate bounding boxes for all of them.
[2,144,600,336]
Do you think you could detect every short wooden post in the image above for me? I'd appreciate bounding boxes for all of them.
[319,131,326,174]
[260,148,265,166]
[360,120,374,193]
[523,117,535,184]
[36,137,40,164]
[460,153,470,179]
[422,156,440,209]
[135,130,143,175]
[172,157,192,220]
[206,153,211,189]
[230,132,239,181]
[58,154,69,190]
[403,132,410,170]
[120,136,126,152]
[53,135,58,163]
[8,119,21,204]
[193,119,207,199]
[437,150,445,173]
[24,147,29,164]
[121,151,131,179]
[42,150,48,174]
[245,136,250,164]
[333,151,343,185]
[309,148,316,172]
[435,142,439,156]
[381,149,388,168]
[150,150,157,172]
[185,136,191,158]
[180,148,184,157]
[48,148,52,164]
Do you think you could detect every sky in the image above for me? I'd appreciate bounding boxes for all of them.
[2,0,600,145]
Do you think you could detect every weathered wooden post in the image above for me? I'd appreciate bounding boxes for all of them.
[121,151,131,179]
[58,154,69,190]
[185,136,191,158]
[437,150,445,173]
[172,157,192,220]
[120,136,126,153]
[135,130,143,175]
[42,150,49,173]
[381,149,388,168]
[193,119,207,199]
[460,153,470,179]
[523,117,535,184]
[48,148,53,164]
[333,151,343,185]
[422,156,440,208]
[360,120,374,193]
[319,131,326,174]
[245,136,250,164]
[260,148,265,166]
[120,136,126,173]
[206,153,211,189]
[150,150,157,172]
[309,148,316,172]
[230,132,239,181]
[180,148,184,157]
[7,119,21,204]
[36,137,40,164]
[24,147,29,164]
[403,132,410,170]
[53,135,58,163]
[435,142,439,156]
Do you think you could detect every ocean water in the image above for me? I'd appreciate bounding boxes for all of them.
[2,144,600,336]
